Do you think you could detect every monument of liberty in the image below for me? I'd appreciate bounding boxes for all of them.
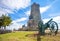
[27,3,58,35]
[27,3,42,30]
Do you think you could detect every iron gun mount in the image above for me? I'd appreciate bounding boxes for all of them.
[38,19,58,35]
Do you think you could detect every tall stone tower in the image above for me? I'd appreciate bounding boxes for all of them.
[27,3,41,30]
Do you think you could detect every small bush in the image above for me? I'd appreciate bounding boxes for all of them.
[0,29,12,34]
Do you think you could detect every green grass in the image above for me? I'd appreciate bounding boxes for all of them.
[0,31,37,41]
[0,31,60,41]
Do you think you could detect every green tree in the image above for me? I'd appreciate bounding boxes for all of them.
[2,15,12,29]
[0,17,3,28]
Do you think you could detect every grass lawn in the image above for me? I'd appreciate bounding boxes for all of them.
[0,31,60,41]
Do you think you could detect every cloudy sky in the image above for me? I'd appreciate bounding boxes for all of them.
[0,0,60,30]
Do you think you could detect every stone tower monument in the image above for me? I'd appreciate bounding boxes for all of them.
[27,3,41,30]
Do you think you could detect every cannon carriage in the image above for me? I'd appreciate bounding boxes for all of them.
[38,19,58,35]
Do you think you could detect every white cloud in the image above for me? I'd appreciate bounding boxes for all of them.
[0,8,14,16]
[7,23,22,30]
[2,0,31,9]
[43,18,50,24]
[25,10,31,16]
[53,16,60,23]
[0,10,6,16]
[40,5,50,14]
[12,17,27,23]
[40,0,58,14]
[0,0,31,16]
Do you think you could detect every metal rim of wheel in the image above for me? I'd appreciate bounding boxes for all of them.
[49,21,58,34]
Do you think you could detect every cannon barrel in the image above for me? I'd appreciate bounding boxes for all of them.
[46,18,53,23]
[44,18,53,28]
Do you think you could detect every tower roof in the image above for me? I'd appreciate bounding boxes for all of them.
[32,3,40,6]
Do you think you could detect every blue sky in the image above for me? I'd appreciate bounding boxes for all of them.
[0,0,60,30]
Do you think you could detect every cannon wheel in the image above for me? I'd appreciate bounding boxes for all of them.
[49,21,58,35]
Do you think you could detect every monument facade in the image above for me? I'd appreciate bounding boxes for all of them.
[27,3,41,30]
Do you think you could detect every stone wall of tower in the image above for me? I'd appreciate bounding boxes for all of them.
[27,3,41,30]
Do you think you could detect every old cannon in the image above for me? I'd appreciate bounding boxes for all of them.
[38,19,58,35]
